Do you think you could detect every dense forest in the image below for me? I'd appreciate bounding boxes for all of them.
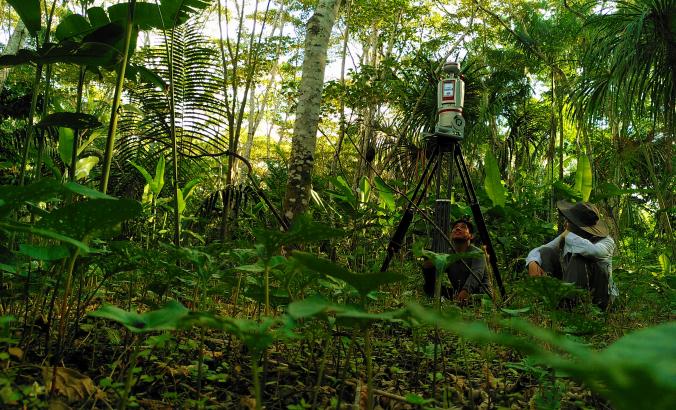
[0,0,674,408]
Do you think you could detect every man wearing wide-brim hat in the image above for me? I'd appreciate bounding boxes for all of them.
[526,200,618,309]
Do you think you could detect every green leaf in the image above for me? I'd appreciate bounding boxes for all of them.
[108,2,163,31]
[374,176,394,212]
[7,0,41,34]
[181,178,201,200]
[159,0,212,27]
[129,160,153,185]
[0,221,91,252]
[484,150,506,208]
[292,251,405,297]
[176,189,185,215]
[574,155,592,202]
[0,179,64,217]
[658,254,671,276]
[358,176,370,205]
[598,322,676,409]
[36,198,142,241]
[55,14,92,41]
[58,128,74,166]
[153,156,165,195]
[63,182,115,199]
[18,244,70,261]
[89,300,189,333]
[36,112,101,129]
[86,7,110,27]
[37,41,121,67]
[0,49,37,67]
[74,156,99,181]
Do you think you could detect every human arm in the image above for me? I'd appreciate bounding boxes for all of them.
[525,234,563,275]
[565,232,615,260]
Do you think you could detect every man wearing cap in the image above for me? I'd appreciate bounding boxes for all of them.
[526,200,618,309]
[422,219,488,304]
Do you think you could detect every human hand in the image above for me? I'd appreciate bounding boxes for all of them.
[528,261,545,277]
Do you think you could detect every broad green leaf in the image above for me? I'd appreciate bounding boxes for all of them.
[141,184,153,205]
[484,150,506,208]
[597,322,676,409]
[176,189,185,215]
[89,300,189,333]
[86,7,110,27]
[7,0,41,34]
[287,296,335,319]
[74,156,99,180]
[153,157,165,194]
[58,128,75,166]
[63,182,115,199]
[181,178,201,200]
[292,251,405,297]
[159,0,212,27]
[358,176,370,205]
[374,176,394,212]
[0,179,64,217]
[55,14,91,41]
[33,41,120,67]
[36,198,142,241]
[108,2,163,31]
[415,248,483,275]
[574,155,592,202]
[129,160,153,185]
[36,112,101,130]
[18,244,70,261]
[658,254,671,276]
[126,65,167,88]
[0,221,91,253]
[0,49,37,67]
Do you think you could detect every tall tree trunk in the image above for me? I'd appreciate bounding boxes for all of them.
[282,0,341,223]
[331,0,351,177]
[0,20,28,90]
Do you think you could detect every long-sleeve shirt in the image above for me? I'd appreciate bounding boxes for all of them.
[526,232,618,297]
[423,245,487,297]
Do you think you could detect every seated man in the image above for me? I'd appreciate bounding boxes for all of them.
[422,219,488,303]
[526,200,618,309]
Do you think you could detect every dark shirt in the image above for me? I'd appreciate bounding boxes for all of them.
[422,245,487,298]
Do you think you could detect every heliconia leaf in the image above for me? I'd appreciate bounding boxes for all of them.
[74,156,99,181]
[358,176,370,205]
[36,112,102,129]
[55,14,92,41]
[86,7,110,27]
[176,189,185,215]
[574,155,593,202]
[153,156,165,195]
[58,128,75,166]
[483,150,506,208]
[181,178,201,200]
[7,0,41,34]
[129,160,153,185]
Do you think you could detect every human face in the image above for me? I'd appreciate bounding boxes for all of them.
[450,222,472,241]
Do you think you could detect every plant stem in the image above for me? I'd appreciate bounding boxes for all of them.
[119,338,139,410]
[101,0,137,193]
[251,353,262,410]
[71,66,85,181]
[264,263,270,316]
[364,326,374,410]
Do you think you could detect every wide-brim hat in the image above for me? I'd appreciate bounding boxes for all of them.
[556,200,609,238]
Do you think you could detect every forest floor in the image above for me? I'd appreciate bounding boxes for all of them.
[1,259,674,409]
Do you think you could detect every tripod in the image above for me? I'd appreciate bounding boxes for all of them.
[379,133,506,298]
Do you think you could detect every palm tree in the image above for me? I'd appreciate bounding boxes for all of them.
[571,0,675,132]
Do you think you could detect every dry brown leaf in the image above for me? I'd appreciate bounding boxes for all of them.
[8,347,23,359]
[42,367,101,402]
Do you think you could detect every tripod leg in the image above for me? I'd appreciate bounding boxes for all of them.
[453,144,506,298]
[380,147,441,272]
